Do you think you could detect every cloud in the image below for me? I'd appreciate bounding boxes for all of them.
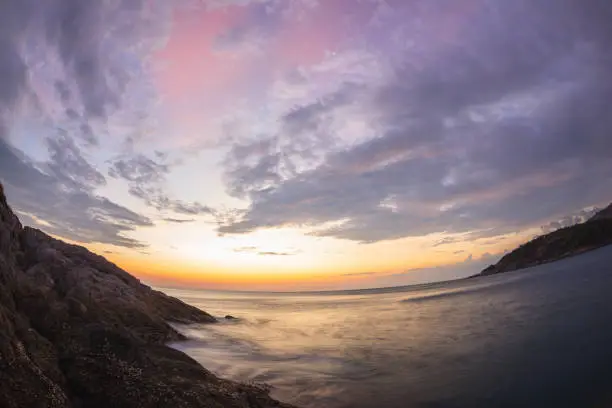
[540,206,601,234]
[171,201,216,216]
[162,218,196,224]
[44,134,107,191]
[108,154,216,217]
[0,0,169,142]
[0,0,172,248]
[222,82,363,200]
[257,251,295,256]
[214,27,268,55]
[341,271,377,277]
[232,246,299,256]
[433,237,462,248]
[204,0,270,9]
[218,1,612,244]
[0,138,152,248]
[233,246,258,253]
[212,3,278,56]
[2,0,612,269]
[108,155,170,185]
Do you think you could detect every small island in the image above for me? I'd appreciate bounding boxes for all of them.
[0,183,294,407]
[476,203,612,277]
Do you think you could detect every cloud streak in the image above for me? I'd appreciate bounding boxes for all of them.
[232,246,300,256]
[162,217,196,224]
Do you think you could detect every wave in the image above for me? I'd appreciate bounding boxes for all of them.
[399,284,496,303]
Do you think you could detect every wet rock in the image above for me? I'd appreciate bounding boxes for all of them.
[0,183,296,408]
[225,315,238,320]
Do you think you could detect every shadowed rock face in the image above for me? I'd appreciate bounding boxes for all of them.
[0,183,294,408]
[478,204,612,277]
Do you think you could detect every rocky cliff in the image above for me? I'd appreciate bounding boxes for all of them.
[478,203,612,277]
[0,183,293,408]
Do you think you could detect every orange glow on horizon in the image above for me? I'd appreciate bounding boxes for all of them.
[52,223,536,291]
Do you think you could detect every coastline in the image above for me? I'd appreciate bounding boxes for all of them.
[474,216,612,277]
[0,184,295,408]
[3,171,611,407]
[158,248,612,408]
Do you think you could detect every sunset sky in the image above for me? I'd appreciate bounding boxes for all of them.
[1,0,612,290]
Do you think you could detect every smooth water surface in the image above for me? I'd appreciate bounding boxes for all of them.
[165,246,612,408]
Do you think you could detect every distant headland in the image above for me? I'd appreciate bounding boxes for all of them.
[475,203,612,277]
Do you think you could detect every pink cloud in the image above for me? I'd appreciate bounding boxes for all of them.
[153,5,248,105]
[272,0,354,68]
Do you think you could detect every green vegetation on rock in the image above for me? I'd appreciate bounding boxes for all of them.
[478,205,612,277]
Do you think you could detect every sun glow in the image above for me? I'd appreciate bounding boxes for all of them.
[79,225,532,291]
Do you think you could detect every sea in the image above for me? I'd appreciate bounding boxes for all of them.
[164,245,612,408]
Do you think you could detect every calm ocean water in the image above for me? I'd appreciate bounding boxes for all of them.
[164,245,612,408]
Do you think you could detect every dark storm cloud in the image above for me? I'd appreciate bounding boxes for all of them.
[0,0,167,247]
[220,1,612,243]
[0,138,152,248]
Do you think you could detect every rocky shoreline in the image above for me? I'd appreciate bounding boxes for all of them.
[0,183,294,408]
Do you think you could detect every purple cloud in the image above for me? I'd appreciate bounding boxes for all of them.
[0,0,170,247]
[218,0,612,243]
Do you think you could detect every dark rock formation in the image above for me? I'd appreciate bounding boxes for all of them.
[0,183,294,408]
[477,204,612,277]
[225,315,238,320]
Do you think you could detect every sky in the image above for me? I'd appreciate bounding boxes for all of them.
[1,0,612,291]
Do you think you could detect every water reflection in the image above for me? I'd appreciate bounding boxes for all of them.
[168,246,612,408]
